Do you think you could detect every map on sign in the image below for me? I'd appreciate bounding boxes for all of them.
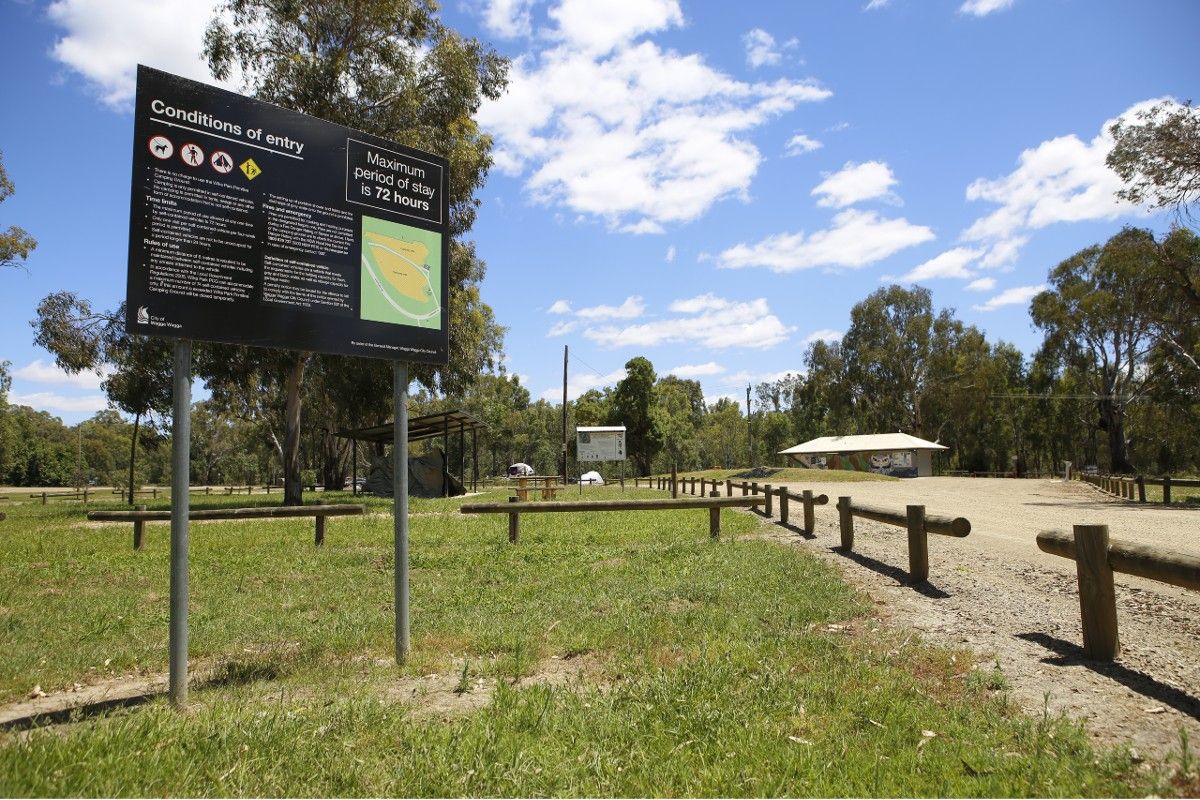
[359,215,442,329]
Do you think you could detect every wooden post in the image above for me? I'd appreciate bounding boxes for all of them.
[83,486,89,504]
[837,496,853,551]
[507,496,520,543]
[315,512,326,546]
[779,488,789,525]
[41,492,47,505]
[671,465,678,499]
[906,505,929,584]
[133,505,146,551]
[803,489,815,534]
[1136,475,1146,503]
[726,479,732,497]
[1073,523,1119,660]
[153,488,159,499]
[709,490,721,539]
[741,481,748,497]
[763,484,773,516]
[1163,476,1172,505]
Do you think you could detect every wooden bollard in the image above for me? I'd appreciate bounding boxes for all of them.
[741,481,748,497]
[508,496,520,543]
[1136,475,1146,503]
[709,490,721,539]
[803,489,815,534]
[1163,476,1172,505]
[751,481,758,496]
[778,488,789,525]
[1074,523,1119,659]
[764,484,773,516]
[315,510,326,546]
[133,505,146,551]
[41,492,47,505]
[837,496,853,550]
[726,479,732,497]
[906,505,929,584]
[671,465,678,499]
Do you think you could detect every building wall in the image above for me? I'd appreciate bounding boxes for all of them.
[797,450,920,478]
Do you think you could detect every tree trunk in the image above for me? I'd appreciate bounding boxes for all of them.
[283,354,309,506]
[127,411,140,506]
[1100,400,1134,473]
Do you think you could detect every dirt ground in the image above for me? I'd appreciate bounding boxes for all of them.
[759,476,1200,762]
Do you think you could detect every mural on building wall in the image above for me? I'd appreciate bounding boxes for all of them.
[800,450,918,478]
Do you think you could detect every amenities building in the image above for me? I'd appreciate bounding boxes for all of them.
[779,433,947,478]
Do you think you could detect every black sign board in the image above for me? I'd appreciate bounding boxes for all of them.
[126,65,449,364]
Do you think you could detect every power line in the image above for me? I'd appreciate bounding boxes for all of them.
[988,394,1142,401]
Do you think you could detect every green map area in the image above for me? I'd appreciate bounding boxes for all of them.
[359,215,442,329]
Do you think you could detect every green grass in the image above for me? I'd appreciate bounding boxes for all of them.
[0,488,1164,796]
[660,467,897,483]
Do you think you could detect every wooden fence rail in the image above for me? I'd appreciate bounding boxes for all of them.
[835,496,970,584]
[1081,473,1200,504]
[1035,525,1200,660]
[88,503,366,549]
[460,495,765,543]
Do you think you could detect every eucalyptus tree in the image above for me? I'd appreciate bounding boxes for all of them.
[1031,229,1163,472]
[201,0,509,504]
[0,150,36,273]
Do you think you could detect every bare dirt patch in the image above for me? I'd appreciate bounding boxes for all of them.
[755,476,1200,762]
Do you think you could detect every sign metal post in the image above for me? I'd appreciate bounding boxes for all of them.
[168,339,191,707]
[393,361,410,661]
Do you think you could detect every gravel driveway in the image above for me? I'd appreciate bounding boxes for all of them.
[756,476,1200,761]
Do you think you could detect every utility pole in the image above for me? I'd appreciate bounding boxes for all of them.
[561,345,568,484]
[746,385,753,467]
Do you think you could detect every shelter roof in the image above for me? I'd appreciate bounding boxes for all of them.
[577,425,626,433]
[779,433,948,455]
[335,410,486,444]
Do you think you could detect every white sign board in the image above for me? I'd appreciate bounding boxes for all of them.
[577,426,626,462]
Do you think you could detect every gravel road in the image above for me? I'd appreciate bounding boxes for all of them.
[756,476,1200,761]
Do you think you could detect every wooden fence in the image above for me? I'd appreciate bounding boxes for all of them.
[1080,473,1200,505]
[1036,525,1200,660]
[835,496,970,584]
[88,503,366,549]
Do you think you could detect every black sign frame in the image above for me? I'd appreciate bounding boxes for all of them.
[126,65,450,365]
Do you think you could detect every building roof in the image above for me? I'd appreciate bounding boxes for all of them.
[334,409,486,444]
[779,433,948,455]
[577,425,626,433]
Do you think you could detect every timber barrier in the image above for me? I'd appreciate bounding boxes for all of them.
[1080,473,1200,505]
[835,496,971,584]
[87,503,366,549]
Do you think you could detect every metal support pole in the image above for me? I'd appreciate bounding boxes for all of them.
[472,429,478,492]
[393,361,410,663]
[169,339,192,708]
[352,439,358,496]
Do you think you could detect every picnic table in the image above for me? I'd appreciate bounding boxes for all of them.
[511,474,564,501]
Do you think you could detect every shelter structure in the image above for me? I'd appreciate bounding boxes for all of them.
[779,433,947,478]
[336,410,486,496]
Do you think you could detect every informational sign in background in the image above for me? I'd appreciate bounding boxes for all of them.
[576,426,626,462]
[126,65,449,364]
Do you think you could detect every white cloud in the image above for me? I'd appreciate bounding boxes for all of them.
[721,369,799,388]
[865,0,891,8]
[575,296,646,320]
[965,277,997,292]
[785,132,822,156]
[540,367,627,401]
[547,320,579,337]
[547,299,573,314]
[802,328,843,345]
[9,391,109,415]
[482,0,539,38]
[743,28,781,69]
[477,2,832,232]
[959,0,1015,16]
[549,0,683,54]
[585,295,793,349]
[979,236,1027,269]
[47,0,232,110]
[704,392,743,409]
[962,100,1166,243]
[972,284,1045,312]
[665,245,676,262]
[812,161,900,208]
[668,361,725,378]
[900,247,983,282]
[13,359,110,389]
[717,209,935,273]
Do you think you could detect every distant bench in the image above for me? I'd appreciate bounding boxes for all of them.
[460,495,765,543]
[87,504,366,550]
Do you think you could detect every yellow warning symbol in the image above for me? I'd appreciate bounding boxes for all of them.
[239,158,262,180]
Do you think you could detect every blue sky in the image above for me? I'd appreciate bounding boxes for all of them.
[1,0,1195,425]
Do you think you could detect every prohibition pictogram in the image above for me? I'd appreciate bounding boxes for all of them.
[210,150,234,174]
[148,135,173,160]
[181,143,204,167]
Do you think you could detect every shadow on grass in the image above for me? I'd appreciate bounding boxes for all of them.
[775,520,816,540]
[197,658,288,689]
[0,694,158,732]
[1016,631,1200,720]
[830,546,952,599]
